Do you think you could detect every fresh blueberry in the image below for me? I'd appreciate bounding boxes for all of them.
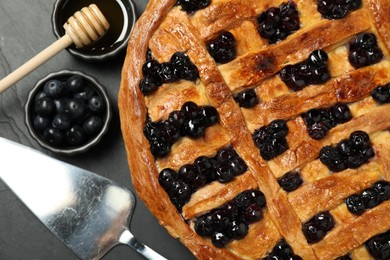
[43,79,65,98]
[65,125,85,146]
[34,96,56,117]
[88,95,106,114]
[54,99,67,114]
[33,115,51,133]
[52,114,72,131]
[65,99,88,122]
[83,115,103,135]
[43,127,64,146]
[66,75,84,93]
[34,91,47,102]
[73,86,95,102]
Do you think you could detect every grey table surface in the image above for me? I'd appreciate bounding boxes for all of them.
[0,1,195,259]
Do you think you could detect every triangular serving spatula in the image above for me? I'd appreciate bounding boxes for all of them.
[0,137,166,260]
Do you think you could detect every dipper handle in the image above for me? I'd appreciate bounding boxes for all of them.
[0,4,110,93]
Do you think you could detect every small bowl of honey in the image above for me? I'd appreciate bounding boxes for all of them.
[52,0,136,62]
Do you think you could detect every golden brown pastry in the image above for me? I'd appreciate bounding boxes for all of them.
[119,0,390,258]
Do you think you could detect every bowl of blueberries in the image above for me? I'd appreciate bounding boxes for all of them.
[25,70,112,155]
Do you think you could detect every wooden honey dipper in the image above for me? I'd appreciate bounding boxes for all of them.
[0,4,110,93]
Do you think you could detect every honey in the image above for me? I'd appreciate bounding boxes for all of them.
[53,0,135,60]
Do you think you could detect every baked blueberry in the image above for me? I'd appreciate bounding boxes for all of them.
[170,179,192,201]
[34,96,56,117]
[373,181,390,202]
[215,163,235,183]
[243,203,263,224]
[177,0,211,13]
[308,50,328,67]
[302,221,326,243]
[158,168,178,191]
[158,62,179,83]
[43,127,64,146]
[171,52,199,81]
[349,131,370,149]
[181,101,199,119]
[319,146,346,172]
[43,79,65,98]
[335,254,352,260]
[361,188,380,209]
[331,103,352,124]
[365,231,390,260]
[227,220,248,240]
[337,140,353,157]
[168,110,186,128]
[198,106,219,127]
[142,59,161,77]
[83,115,103,135]
[211,232,231,248]
[266,239,302,260]
[161,121,181,143]
[278,170,303,192]
[182,118,205,138]
[315,211,335,231]
[257,2,300,44]
[371,85,390,104]
[206,31,236,64]
[346,194,365,215]
[150,139,171,158]
[139,76,160,95]
[65,125,85,146]
[194,215,214,237]
[234,89,259,108]
[349,33,383,68]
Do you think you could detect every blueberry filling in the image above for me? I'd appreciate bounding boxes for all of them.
[233,89,259,108]
[159,147,247,211]
[372,83,390,104]
[253,119,289,160]
[302,211,335,243]
[346,180,390,215]
[263,239,302,260]
[279,50,331,91]
[277,170,303,192]
[176,0,211,13]
[257,2,301,44]
[302,103,352,140]
[144,102,219,158]
[365,230,390,260]
[206,31,236,64]
[348,33,383,68]
[335,254,352,260]
[139,51,199,95]
[32,76,106,148]
[317,0,362,20]
[319,131,375,172]
[194,189,266,247]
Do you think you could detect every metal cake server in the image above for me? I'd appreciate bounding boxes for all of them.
[0,137,166,260]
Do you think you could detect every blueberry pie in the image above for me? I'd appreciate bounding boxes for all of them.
[119,0,390,258]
